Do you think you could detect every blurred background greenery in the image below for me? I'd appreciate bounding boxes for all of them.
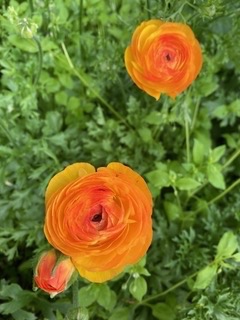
[0,0,240,319]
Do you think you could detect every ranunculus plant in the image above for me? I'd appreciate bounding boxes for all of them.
[34,249,76,297]
[44,162,153,283]
[125,19,203,99]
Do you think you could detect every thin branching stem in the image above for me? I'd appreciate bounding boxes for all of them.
[194,178,240,214]
[186,148,240,203]
[61,42,132,129]
[135,271,198,307]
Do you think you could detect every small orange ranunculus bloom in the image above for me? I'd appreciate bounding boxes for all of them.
[125,19,203,100]
[34,249,76,297]
[44,162,153,283]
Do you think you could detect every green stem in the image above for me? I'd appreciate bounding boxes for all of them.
[207,178,240,206]
[33,36,43,86]
[185,115,190,163]
[194,178,240,214]
[28,0,34,14]
[61,42,131,129]
[146,0,151,19]
[79,0,83,59]
[137,271,198,306]
[72,280,79,309]
[191,98,200,131]
[222,148,240,170]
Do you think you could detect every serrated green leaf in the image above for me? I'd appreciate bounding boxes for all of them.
[144,111,162,125]
[176,178,201,190]
[152,303,176,320]
[207,164,226,189]
[194,264,218,290]
[193,139,206,164]
[129,276,147,301]
[138,127,152,143]
[216,231,238,260]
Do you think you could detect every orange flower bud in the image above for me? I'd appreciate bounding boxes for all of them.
[44,162,153,283]
[125,19,203,100]
[34,250,75,297]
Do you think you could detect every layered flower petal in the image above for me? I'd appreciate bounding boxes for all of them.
[44,162,153,283]
[125,19,203,99]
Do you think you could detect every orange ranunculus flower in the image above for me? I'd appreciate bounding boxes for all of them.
[34,249,76,297]
[125,19,203,100]
[44,162,152,283]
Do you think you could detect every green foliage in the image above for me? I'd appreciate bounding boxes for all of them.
[1,0,240,319]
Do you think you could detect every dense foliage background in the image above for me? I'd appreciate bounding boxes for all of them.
[1,0,240,319]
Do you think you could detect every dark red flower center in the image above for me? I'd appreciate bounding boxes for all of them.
[165,53,171,61]
[91,213,102,222]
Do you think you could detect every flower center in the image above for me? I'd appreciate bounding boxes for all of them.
[165,53,171,61]
[91,213,102,222]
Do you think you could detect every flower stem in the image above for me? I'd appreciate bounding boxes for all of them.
[72,280,79,309]
[191,98,200,131]
[61,42,131,129]
[185,113,190,163]
[33,36,43,86]
[79,0,83,59]
[146,0,151,19]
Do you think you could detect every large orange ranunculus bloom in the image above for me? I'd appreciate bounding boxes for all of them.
[125,19,203,100]
[44,162,152,283]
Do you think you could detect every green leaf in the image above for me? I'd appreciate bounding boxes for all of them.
[129,276,147,301]
[138,127,152,143]
[65,307,89,320]
[193,139,206,164]
[152,303,176,320]
[109,307,130,320]
[8,35,38,52]
[194,264,218,290]
[216,231,238,260]
[144,111,162,125]
[210,145,226,163]
[146,170,170,188]
[12,310,37,320]
[97,284,116,311]
[176,178,201,190]
[78,285,99,307]
[207,164,226,189]
[163,200,180,221]
[232,253,240,262]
